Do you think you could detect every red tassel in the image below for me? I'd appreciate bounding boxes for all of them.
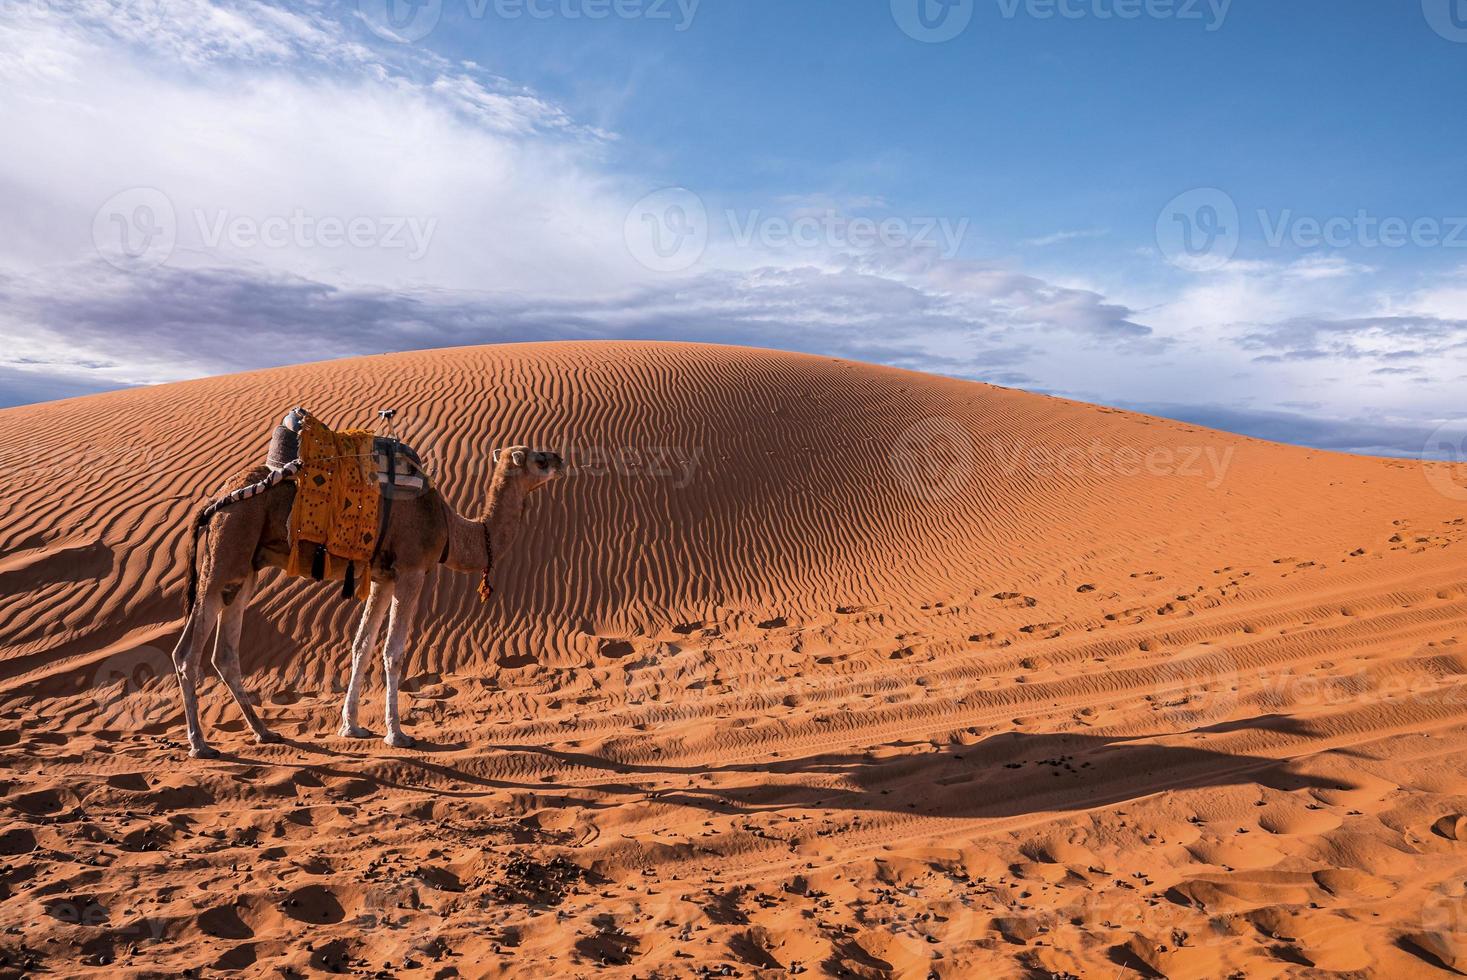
[478,518,493,603]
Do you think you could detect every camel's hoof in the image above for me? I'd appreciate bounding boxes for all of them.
[384,732,415,749]
[254,730,283,745]
[189,745,220,760]
[338,724,373,740]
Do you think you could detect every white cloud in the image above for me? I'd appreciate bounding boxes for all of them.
[1397,265,1467,322]
[1,0,1463,458]
[0,2,633,296]
[1022,228,1109,248]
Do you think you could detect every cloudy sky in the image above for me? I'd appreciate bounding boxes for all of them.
[2,0,1465,456]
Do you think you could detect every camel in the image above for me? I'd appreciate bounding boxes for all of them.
[172,446,563,758]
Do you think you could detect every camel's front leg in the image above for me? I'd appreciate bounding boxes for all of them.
[381,570,424,749]
[339,579,393,739]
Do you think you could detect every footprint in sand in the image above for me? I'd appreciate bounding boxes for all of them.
[1433,814,1467,841]
[279,884,345,925]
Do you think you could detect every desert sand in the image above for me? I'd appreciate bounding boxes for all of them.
[2,340,1467,978]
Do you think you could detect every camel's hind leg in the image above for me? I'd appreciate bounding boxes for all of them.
[211,573,279,745]
[382,570,424,749]
[172,591,223,759]
[339,579,393,739]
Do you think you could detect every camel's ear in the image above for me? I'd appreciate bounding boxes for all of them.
[511,449,526,468]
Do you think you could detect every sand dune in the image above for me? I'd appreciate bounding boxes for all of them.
[2,341,1466,976]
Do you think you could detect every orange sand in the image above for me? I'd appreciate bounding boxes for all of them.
[2,341,1466,977]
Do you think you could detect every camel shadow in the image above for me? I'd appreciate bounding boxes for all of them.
[193,731,654,809]
[483,728,1345,821]
[167,715,1346,824]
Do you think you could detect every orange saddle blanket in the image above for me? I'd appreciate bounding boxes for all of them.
[284,411,382,599]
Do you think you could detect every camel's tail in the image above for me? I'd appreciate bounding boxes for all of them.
[183,460,302,616]
[184,511,208,616]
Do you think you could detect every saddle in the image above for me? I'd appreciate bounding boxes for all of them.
[267,408,431,599]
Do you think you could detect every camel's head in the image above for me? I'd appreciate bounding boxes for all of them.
[493,445,564,493]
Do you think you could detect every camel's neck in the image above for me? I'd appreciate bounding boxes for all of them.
[442,467,528,572]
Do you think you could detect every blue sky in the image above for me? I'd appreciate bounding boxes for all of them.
[1,0,1465,457]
